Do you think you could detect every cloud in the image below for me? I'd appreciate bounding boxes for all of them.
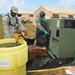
[0,0,75,13]
[11,0,25,7]
[0,0,7,7]
[0,0,26,13]
[9,0,26,11]
[57,0,75,9]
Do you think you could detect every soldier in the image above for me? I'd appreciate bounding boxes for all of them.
[21,16,25,25]
[34,11,48,47]
[3,6,27,38]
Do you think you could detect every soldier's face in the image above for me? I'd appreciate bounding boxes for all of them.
[11,10,17,17]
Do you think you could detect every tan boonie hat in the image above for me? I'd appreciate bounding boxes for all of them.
[11,6,18,13]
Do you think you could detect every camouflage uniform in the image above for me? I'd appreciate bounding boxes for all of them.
[36,15,45,31]
[35,15,48,46]
[3,14,26,38]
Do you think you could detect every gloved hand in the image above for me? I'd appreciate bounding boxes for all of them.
[42,18,47,23]
[44,30,48,35]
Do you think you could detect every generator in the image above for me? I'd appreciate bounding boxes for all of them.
[27,18,75,70]
[47,18,75,58]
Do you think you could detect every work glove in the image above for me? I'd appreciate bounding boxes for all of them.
[42,18,47,23]
[44,30,48,35]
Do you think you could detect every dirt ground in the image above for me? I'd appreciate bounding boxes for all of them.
[24,23,36,39]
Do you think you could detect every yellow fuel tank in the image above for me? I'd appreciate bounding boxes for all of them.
[0,38,28,75]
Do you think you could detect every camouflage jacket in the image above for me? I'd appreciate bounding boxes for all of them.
[35,15,45,31]
[2,14,26,38]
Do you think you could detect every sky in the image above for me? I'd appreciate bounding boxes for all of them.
[0,0,75,14]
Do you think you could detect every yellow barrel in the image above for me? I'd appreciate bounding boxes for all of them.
[0,38,28,75]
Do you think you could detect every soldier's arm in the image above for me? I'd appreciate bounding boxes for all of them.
[2,16,10,38]
[36,17,44,31]
[17,18,26,31]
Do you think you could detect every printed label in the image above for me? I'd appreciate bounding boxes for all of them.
[0,60,10,67]
[65,67,75,74]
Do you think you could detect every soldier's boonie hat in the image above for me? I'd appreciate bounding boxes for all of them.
[11,6,18,13]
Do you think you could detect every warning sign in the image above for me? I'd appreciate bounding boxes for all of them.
[65,66,75,74]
